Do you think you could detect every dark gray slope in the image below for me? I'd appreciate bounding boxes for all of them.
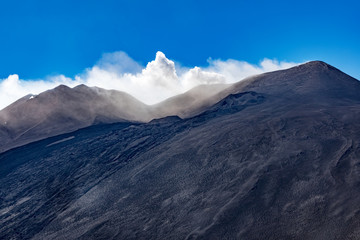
[0,84,153,153]
[223,60,360,103]
[1,61,360,239]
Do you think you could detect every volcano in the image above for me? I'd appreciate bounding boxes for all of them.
[1,61,360,239]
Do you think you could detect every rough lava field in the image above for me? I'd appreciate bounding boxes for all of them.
[1,62,360,239]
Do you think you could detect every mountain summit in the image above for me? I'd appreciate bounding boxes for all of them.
[227,60,360,101]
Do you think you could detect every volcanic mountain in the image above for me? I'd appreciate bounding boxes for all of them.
[0,83,229,153]
[0,84,153,153]
[1,61,360,239]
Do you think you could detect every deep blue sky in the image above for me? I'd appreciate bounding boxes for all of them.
[0,0,359,79]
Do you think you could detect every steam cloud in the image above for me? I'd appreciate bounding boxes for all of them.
[0,51,299,110]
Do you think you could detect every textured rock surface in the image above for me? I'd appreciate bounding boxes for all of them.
[1,61,360,239]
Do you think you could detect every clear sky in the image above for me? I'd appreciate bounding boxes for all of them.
[0,0,359,80]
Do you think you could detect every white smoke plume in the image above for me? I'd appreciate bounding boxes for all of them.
[0,51,299,110]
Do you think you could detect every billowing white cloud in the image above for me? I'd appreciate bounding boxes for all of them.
[0,74,79,109]
[0,51,299,110]
[94,51,142,74]
[206,58,298,83]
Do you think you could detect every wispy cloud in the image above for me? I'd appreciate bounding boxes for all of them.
[0,51,299,110]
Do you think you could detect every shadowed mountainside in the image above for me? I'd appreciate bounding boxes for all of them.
[1,61,360,239]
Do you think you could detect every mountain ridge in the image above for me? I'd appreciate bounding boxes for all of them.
[0,84,151,152]
[0,60,358,154]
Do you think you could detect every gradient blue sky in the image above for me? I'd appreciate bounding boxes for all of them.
[0,0,359,79]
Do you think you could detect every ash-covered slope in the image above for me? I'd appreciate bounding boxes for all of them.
[0,82,229,153]
[151,83,230,118]
[1,61,360,239]
[0,84,153,153]
[224,60,360,103]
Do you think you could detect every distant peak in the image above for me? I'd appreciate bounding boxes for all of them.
[54,84,71,91]
[298,60,336,71]
[306,60,328,65]
[73,84,91,90]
